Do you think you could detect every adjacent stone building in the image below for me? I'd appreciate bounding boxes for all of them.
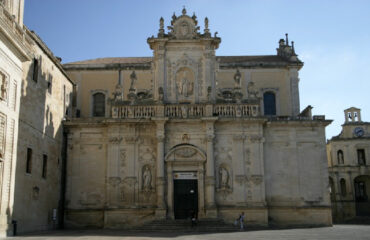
[0,0,74,235]
[0,0,30,236]
[327,107,370,222]
[63,8,332,228]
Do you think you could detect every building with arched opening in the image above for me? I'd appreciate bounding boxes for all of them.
[327,107,370,222]
[62,8,332,228]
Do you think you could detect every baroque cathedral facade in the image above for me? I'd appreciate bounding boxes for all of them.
[62,8,332,228]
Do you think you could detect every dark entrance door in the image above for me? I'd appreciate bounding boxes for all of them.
[354,180,370,216]
[174,180,198,219]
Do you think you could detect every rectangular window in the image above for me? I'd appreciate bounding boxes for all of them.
[47,73,52,94]
[357,149,366,165]
[42,154,47,178]
[26,148,32,174]
[32,58,39,82]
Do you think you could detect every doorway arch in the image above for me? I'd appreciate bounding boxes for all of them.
[165,144,206,219]
[354,175,370,216]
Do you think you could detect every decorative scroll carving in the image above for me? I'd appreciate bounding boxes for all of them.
[109,136,123,144]
[251,175,263,185]
[198,58,203,97]
[125,136,138,144]
[108,177,121,187]
[175,147,197,158]
[235,175,249,186]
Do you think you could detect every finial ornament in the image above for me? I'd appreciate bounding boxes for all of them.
[285,33,289,46]
[182,6,187,15]
[205,17,209,29]
[291,41,295,53]
[159,17,164,30]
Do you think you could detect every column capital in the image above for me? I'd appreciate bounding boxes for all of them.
[206,134,215,142]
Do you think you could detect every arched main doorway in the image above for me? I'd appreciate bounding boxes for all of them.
[354,175,370,216]
[165,144,206,219]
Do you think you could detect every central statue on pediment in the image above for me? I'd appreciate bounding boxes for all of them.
[176,68,194,98]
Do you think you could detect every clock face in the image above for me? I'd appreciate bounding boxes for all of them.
[354,127,365,137]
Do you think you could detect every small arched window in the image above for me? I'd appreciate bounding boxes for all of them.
[93,92,105,117]
[337,150,344,164]
[263,91,276,115]
[340,178,346,196]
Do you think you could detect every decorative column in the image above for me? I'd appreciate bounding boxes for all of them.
[106,127,123,208]
[289,68,300,116]
[204,118,217,217]
[154,117,167,218]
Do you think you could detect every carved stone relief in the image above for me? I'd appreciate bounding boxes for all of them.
[175,147,197,158]
[142,165,152,191]
[176,67,194,97]
[251,175,263,185]
[197,59,203,97]
[109,136,123,144]
[120,177,137,203]
[217,164,232,200]
[108,177,121,187]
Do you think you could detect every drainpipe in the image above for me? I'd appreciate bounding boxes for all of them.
[58,128,68,229]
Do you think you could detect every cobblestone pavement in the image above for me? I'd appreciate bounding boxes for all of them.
[3,225,370,240]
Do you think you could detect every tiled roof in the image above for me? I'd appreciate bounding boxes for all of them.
[217,55,287,63]
[66,57,153,65]
[63,55,301,70]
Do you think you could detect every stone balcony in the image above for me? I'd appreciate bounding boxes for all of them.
[111,102,260,119]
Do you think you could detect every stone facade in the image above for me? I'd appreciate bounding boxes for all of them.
[0,0,30,236]
[11,28,74,234]
[0,0,74,235]
[63,8,332,228]
[327,107,370,222]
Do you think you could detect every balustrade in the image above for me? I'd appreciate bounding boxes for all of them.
[112,103,259,119]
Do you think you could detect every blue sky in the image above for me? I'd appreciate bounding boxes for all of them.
[24,0,370,139]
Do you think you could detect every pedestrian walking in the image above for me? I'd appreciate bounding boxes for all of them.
[239,212,245,230]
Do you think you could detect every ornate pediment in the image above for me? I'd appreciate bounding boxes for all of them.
[168,7,200,40]
[165,144,206,162]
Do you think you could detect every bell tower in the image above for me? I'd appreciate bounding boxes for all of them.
[147,7,221,104]
[344,107,362,123]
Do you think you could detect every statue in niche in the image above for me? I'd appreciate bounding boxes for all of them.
[219,167,229,189]
[176,68,194,97]
[129,71,137,91]
[143,166,152,190]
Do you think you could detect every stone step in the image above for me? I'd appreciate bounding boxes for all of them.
[128,219,240,232]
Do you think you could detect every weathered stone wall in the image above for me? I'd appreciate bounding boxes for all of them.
[264,122,331,225]
[11,31,73,233]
